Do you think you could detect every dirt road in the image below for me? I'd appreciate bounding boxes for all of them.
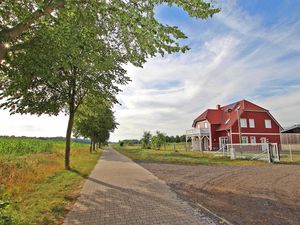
[140,163,300,225]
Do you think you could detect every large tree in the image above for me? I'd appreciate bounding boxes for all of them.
[0,0,220,63]
[0,9,128,169]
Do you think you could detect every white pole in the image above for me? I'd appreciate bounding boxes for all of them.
[275,143,279,162]
[289,144,293,162]
[267,144,271,163]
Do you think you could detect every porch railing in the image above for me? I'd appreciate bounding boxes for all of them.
[186,128,210,136]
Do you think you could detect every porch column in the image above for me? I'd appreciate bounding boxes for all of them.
[199,135,202,151]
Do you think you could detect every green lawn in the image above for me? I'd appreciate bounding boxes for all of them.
[113,145,266,166]
[280,150,300,164]
[0,139,101,225]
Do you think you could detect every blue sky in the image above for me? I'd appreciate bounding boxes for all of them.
[0,0,300,140]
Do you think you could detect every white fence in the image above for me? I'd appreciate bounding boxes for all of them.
[280,133,300,162]
[222,143,280,163]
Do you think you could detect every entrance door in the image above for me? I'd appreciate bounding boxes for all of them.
[219,137,229,150]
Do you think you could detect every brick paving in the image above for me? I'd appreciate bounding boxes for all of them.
[64,148,217,225]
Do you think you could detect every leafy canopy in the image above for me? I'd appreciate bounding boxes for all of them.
[0,0,220,64]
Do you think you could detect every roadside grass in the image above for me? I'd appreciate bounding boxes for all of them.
[113,145,266,166]
[0,140,101,225]
[280,150,300,164]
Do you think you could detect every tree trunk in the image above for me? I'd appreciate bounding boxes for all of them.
[65,109,75,170]
[90,141,93,153]
[93,142,96,152]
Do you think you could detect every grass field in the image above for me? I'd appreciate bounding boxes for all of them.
[113,145,266,166]
[115,143,300,165]
[0,138,101,225]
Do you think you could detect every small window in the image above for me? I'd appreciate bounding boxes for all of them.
[240,118,247,128]
[197,123,200,128]
[250,136,256,143]
[265,120,272,129]
[204,122,208,128]
[241,136,248,144]
[249,119,255,128]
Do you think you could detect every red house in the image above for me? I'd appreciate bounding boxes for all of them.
[186,100,282,151]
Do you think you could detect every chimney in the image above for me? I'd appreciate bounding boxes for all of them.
[216,104,221,110]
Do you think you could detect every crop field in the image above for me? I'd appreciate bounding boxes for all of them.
[0,137,101,225]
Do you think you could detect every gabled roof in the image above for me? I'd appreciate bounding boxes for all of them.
[192,99,280,131]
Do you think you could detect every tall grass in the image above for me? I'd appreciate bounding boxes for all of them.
[0,137,100,225]
[0,137,54,155]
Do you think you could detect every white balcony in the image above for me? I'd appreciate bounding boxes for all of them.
[186,128,210,137]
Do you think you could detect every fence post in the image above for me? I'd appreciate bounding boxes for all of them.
[267,144,271,163]
[289,144,293,162]
[230,146,236,160]
[173,143,176,152]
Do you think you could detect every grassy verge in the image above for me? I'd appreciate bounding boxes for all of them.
[279,150,300,164]
[0,141,101,225]
[113,145,266,166]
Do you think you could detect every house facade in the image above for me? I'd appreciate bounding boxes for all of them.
[186,100,282,151]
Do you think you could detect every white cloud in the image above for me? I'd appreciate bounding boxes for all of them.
[110,1,300,141]
[1,1,300,141]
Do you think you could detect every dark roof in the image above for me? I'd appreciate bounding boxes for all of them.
[282,124,300,133]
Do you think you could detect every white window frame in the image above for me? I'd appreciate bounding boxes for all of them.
[249,119,255,128]
[250,136,256,144]
[265,119,272,129]
[241,136,248,144]
[240,118,247,128]
[204,122,208,128]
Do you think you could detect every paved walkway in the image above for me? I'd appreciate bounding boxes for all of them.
[64,148,217,225]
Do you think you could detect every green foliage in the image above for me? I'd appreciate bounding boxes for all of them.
[151,131,167,150]
[0,1,220,62]
[0,137,53,156]
[141,131,152,149]
[73,94,117,146]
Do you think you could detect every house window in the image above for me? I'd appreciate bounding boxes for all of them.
[249,119,255,128]
[240,118,247,128]
[250,136,256,144]
[265,120,272,129]
[204,122,208,128]
[197,123,200,128]
[241,136,248,144]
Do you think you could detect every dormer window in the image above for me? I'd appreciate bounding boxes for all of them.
[204,122,208,128]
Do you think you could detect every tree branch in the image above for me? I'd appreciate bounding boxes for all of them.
[0,0,65,42]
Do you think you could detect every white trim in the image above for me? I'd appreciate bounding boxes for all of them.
[240,118,247,128]
[250,136,256,143]
[231,132,280,135]
[241,136,248,144]
[265,119,272,129]
[249,119,255,128]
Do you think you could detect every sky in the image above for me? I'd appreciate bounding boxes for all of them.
[1,0,300,141]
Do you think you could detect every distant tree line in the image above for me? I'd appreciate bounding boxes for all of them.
[119,131,188,150]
